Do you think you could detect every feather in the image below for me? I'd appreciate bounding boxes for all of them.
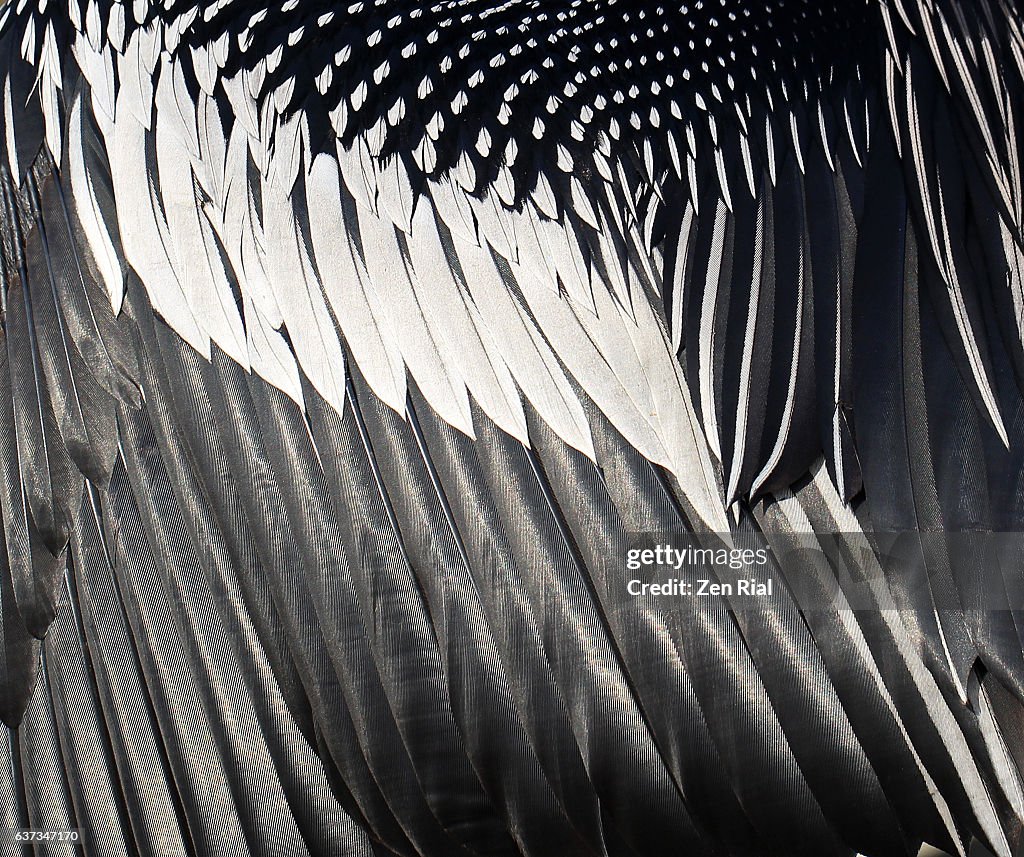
[305,153,406,414]
[153,96,248,368]
[137,311,378,857]
[67,87,126,313]
[376,153,416,234]
[1,32,43,183]
[72,36,115,128]
[218,116,282,328]
[304,374,540,856]
[0,444,38,726]
[683,194,730,463]
[354,185,474,435]
[108,105,208,358]
[405,199,528,444]
[1,3,1024,856]
[802,463,1013,856]
[152,57,200,160]
[194,92,228,212]
[0,347,60,642]
[227,359,473,857]
[428,175,478,247]
[39,568,135,856]
[803,146,862,502]
[24,172,118,485]
[748,156,818,499]
[68,488,195,856]
[260,171,347,414]
[448,229,595,459]
[762,464,972,855]
[336,137,378,216]
[35,24,61,166]
[2,175,79,557]
[901,59,1009,445]
[17,664,79,843]
[851,134,975,704]
[524,204,595,313]
[717,179,776,504]
[243,293,305,406]
[53,132,141,406]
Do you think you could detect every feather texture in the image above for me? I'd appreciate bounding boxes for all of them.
[0,1,1023,856]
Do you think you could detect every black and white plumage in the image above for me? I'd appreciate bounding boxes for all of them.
[0,0,1023,854]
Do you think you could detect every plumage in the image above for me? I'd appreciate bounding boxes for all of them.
[0,1,1023,855]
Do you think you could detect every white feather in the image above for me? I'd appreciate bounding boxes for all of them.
[697,199,729,461]
[377,154,416,233]
[195,92,228,209]
[72,35,115,123]
[528,209,595,312]
[530,169,559,219]
[592,208,634,313]
[513,262,666,464]
[84,0,101,50]
[105,1,125,52]
[467,190,519,264]
[109,109,208,357]
[354,190,475,435]
[750,222,807,498]
[569,174,600,230]
[451,228,595,458]
[68,91,125,311]
[4,67,21,183]
[216,119,283,328]
[725,194,766,504]
[154,103,249,367]
[336,137,379,215]
[306,153,406,413]
[514,203,561,295]
[406,200,528,443]
[154,57,200,159]
[244,294,305,406]
[266,108,304,194]
[221,71,260,139]
[116,25,155,130]
[190,43,218,97]
[260,176,348,414]
[428,176,478,246]
[39,66,62,165]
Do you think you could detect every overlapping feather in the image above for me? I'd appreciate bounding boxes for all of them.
[0,1,1021,856]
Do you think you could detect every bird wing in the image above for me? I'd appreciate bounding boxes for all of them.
[1,1,1024,856]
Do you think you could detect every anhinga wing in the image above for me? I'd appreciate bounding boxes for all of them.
[1,1,1024,855]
